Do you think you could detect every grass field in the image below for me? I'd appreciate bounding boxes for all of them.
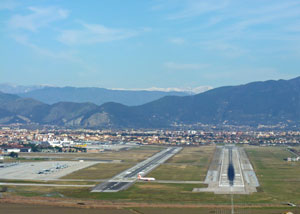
[61,163,134,179]
[148,146,215,181]
[134,207,299,214]
[4,183,224,203]
[0,204,133,214]
[1,204,298,214]
[245,146,300,204]
[3,157,50,163]
[4,179,299,205]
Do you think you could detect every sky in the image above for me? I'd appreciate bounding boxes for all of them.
[1,0,300,90]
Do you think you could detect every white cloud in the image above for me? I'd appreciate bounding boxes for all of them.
[169,37,185,45]
[164,62,209,70]
[158,0,300,47]
[58,22,139,45]
[8,6,69,32]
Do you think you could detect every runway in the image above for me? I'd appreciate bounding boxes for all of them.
[219,146,244,188]
[193,145,259,194]
[92,181,132,192]
[92,147,182,192]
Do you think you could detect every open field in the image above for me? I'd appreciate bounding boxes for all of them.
[1,145,300,208]
[135,207,300,214]
[245,146,300,203]
[3,157,50,163]
[148,146,214,181]
[18,146,162,163]
[0,204,132,214]
[0,204,298,214]
[0,183,254,204]
[2,183,300,214]
[166,146,215,164]
[148,164,207,181]
[61,163,134,180]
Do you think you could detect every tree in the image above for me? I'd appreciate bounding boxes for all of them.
[9,152,18,158]
[0,186,8,192]
[28,143,40,152]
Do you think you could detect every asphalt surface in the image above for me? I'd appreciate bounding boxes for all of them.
[0,161,98,180]
[123,147,177,178]
[92,147,182,192]
[228,147,235,186]
[195,146,259,194]
[92,182,132,192]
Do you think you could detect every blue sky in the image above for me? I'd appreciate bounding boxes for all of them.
[1,0,300,89]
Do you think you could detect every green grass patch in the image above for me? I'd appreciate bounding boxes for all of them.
[61,163,133,180]
[148,146,214,181]
[245,146,300,204]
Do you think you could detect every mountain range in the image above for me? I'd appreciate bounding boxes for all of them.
[0,77,299,128]
[0,84,211,106]
[17,87,189,106]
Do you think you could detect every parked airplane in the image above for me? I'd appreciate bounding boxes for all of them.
[138,173,155,181]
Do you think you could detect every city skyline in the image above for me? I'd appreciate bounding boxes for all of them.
[1,0,300,89]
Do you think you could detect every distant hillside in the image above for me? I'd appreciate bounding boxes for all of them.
[0,77,299,128]
[131,77,300,127]
[17,86,190,106]
[0,83,45,94]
